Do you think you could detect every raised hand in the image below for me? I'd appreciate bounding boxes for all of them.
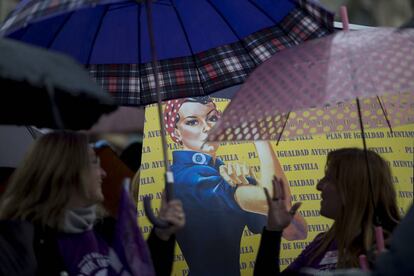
[264,176,302,231]
[154,192,186,241]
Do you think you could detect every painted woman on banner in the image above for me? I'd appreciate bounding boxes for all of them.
[163,96,307,276]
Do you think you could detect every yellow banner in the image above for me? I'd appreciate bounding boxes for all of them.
[138,98,413,276]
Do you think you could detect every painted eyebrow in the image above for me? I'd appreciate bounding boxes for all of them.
[182,109,217,120]
[206,109,218,116]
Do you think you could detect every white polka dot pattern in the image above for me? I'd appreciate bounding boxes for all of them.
[164,99,185,143]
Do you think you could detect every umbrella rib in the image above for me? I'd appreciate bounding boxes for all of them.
[167,0,195,56]
[25,126,37,139]
[376,95,393,134]
[204,0,262,73]
[246,0,278,25]
[205,0,243,41]
[107,2,136,11]
[276,111,290,146]
[168,0,206,93]
[46,12,74,49]
[86,6,110,65]
[138,3,143,105]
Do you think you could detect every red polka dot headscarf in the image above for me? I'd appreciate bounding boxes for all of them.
[164,99,186,143]
[164,97,218,143]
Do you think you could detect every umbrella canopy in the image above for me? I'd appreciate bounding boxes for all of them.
[0,125,43,168]
[0,0,334,106]
[0,38,116,130]
[207,28,414,142]
[400,17,414,29]
[87,106,145,134]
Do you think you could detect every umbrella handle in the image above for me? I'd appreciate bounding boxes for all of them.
[143,172,175,229]
[358,254,369,271]
[375,226,385,253]
[143,196,170,228]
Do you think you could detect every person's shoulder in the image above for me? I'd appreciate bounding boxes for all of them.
[175,164,219,184]
[94,216,116,242]
[0,219,34,233]
[172,151,215,168]
[295,232,327,256]
[174,158,218,176]
[0,220,38,275]
[0,219,38,254]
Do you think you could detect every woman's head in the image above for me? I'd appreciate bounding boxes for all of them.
[164,97,220,155]
[0,131,106,228]
[318,148,399,223]
[315,147,400,267]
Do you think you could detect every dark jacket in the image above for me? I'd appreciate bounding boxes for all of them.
[253,228,332,276]
[254,228,283,276]
[374,204,414,275]
[0,218,175,276]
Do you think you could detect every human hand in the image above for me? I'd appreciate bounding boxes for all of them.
[154,192,185,241]
[264,176,302,231]
[219,163,256,187]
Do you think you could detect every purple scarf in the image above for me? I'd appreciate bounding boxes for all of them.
[113,184,155,276]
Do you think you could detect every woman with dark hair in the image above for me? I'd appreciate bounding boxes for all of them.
[164,97,307,276]
[0,131,185,276]
[254,148,401,275]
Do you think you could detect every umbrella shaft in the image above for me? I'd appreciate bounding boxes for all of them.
[356,98,380,225]
[144,0,170,171]
[46,79,64,129]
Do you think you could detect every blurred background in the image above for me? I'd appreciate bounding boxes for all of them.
[1,0,413,27]
[319,0,414,27]
[0,0,17,22]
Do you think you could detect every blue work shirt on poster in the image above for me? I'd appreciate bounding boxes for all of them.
[172,151,266,276]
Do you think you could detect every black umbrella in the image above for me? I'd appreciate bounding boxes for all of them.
[400,17,414,29]
[0,38,117,130]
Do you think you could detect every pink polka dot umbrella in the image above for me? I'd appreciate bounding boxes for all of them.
[207,27,414,265]
[207,28,414,143]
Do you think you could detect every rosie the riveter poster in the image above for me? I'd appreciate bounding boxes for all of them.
[137,97,413,276]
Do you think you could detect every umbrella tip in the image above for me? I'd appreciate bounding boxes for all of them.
[340,6,349,31]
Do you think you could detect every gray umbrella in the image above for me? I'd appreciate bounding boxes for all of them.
[0,38,117,130]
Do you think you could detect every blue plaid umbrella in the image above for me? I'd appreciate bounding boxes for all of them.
[1,0,334,229]
[1,0,333,106]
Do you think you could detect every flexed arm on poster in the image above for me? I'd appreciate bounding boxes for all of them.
[231,141,307,240]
